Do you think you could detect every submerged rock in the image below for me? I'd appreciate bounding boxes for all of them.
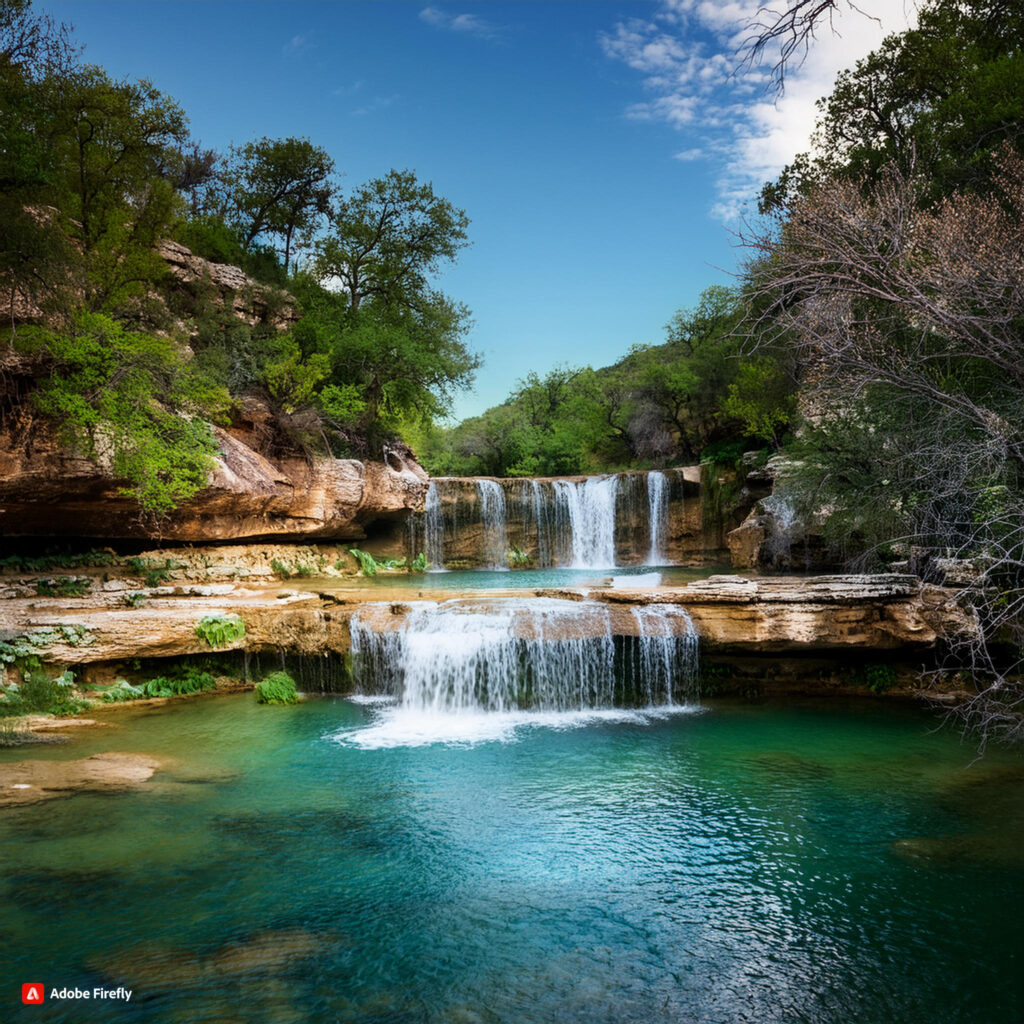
[0,751,160,807]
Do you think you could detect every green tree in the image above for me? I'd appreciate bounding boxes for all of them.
[45,66,191,310]
[722,357,796,447]
[0,0,76,320]
[222,136,335,274]
[635,285,744,460]
[14,313,228,513]
[761,0,1024,212]
[315,169,470,313]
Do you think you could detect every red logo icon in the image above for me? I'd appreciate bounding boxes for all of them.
[22,983,45,1004]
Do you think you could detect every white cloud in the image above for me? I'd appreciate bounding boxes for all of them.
[332,80,365,98]
[283,32,312,56]
[351,95,398,117]
[601,1,917,220]
[419,6,500,40]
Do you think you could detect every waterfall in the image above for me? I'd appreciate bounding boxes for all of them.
[627,605,698,705]
[553,476,619,569]
[761,493,799,568]
[349,598,699,712]
[478,479,508,570]
[421,469,688,569]
[531,479,552,567]
[424,482,445,570]
[646,471,670,565]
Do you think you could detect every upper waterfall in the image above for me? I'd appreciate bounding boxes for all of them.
[415,469,694,571]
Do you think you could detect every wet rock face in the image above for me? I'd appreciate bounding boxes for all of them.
[0,419,428,541]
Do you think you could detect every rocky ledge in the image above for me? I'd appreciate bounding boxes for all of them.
[1,573,974,667]
[0,419,428,541]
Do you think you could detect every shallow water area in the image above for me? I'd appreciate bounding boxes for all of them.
[2,694,1022,1024]
[279,562,733,594]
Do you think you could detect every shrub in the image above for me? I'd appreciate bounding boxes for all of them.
[255,671,299,705]
[140,669,217,698]
[861,663,898,695]
[506,547,531,568]
[348,548,378,577]
[13,314,227,514]
[409,552,428,574]
[195,614,246,647]
[99,682,144,703]
[35,577,91,597]
[125,557,177,587]
[0,550,114,573]
[18,669,86,715]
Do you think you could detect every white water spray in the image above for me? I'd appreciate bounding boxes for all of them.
[349,597,699,713]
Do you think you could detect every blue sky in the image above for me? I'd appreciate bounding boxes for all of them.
[42,0,910,420]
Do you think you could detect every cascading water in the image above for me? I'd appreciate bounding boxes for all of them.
[646,471,670,565]
[477,479,508,570]
[348,597,699,713]
[553,476,619,569]
[420,469,686,570]
[424,481,445,570]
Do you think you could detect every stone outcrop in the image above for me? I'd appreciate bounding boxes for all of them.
[3,236,299,333]
[596,574,971,652]
[156,240,299,334]
[0,413,428,541]
[727,510,767,569]
[1,573,973,667]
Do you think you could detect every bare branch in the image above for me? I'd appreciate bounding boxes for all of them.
[737,0,878,94]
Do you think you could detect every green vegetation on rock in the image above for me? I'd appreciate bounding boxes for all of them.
[194,614,246,648]
[255,671,299,705]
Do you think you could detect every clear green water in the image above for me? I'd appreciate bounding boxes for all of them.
[2,695,1022,1023]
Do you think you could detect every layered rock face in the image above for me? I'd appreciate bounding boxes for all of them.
[1,237,427,541]
[4,572,972,667]
[156,240,299,335]
[401,469,719,569]
[0,418,428,541]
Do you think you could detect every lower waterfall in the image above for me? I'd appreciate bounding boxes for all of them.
[348,598,699,714]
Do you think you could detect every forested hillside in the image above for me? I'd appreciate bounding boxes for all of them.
[0,0,478,513]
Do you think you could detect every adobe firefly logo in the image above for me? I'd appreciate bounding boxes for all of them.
[22,983,45,1004]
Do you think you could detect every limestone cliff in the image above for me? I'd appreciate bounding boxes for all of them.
[0,416,428,542]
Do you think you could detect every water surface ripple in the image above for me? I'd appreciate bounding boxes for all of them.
[1,696,1021,1023]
